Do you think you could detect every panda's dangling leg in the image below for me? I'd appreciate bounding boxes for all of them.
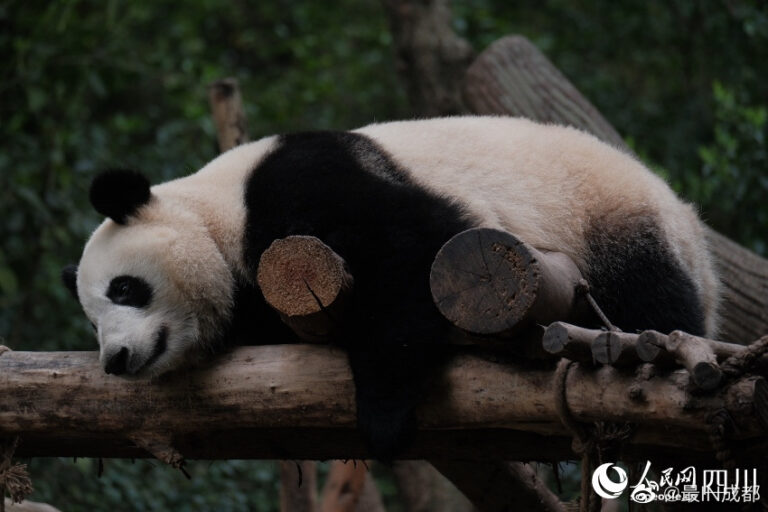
[346,342,439,461]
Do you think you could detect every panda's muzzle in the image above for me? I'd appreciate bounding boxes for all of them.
[104,326,168,376]
[140,325,169,373]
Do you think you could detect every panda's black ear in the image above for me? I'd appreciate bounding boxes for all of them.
[62,264,79,301]
[89,169,151,224]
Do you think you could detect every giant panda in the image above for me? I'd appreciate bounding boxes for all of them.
[62,116,720,458]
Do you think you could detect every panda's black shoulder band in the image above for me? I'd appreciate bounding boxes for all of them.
[89,169,151,224]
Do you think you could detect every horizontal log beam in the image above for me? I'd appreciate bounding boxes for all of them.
[0,346,764,462]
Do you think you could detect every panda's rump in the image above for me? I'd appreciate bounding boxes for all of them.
[582,211,706,335]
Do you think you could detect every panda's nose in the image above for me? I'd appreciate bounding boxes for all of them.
[104,346,129,375]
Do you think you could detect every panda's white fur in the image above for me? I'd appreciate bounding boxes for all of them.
[69,116,719,455]
[356,117,719,334]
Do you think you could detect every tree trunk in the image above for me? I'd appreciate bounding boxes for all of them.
[381,0,473,115]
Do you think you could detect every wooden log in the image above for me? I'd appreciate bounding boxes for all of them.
[541,321,595,364]
[637,330,725,390]
[461,34,768,344]
[591,330,641,367]
[319,461,371,512]
[280,460,317,512]
[665,331,722,390]
[1,347,765,462]
[430,228,583,337]
[431,460,565,512]
[257,236,353,342]
[635,330,677,367]
[637,329,751,364]
[207,78,249,152]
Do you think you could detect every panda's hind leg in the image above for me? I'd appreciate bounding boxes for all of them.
[583,213,706,336]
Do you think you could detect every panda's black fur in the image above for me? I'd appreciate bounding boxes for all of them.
[68,121,713,459]
[241,132,474,455]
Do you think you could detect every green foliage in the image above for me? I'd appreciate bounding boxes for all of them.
[0,0,406,353]
[692,83,767,253]
[26,458,280,512]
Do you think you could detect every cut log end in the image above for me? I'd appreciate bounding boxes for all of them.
[430,228,540,335]
[257,236,351,317]
[636,330,666,363]
[693,362,723,391]
[542,321,595,364]
[257,236,353,342]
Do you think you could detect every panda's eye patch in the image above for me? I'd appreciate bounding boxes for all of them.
[106,275,152,308]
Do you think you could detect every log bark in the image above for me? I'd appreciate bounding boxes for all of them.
[462,35,768,344]
[430,228,584,337]
[381,0,473,115]
[665,330,722,391]
[591,331,642,367]
[1,347,765,462]
[257,236,353,342]
[207,78,249,152]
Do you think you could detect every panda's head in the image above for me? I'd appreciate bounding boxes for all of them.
[63,170,234,377]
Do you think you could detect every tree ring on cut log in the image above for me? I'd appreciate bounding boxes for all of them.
[430,228,540,335]
[257,236,350,317]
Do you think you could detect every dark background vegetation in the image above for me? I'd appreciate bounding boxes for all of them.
[1,0,765,509]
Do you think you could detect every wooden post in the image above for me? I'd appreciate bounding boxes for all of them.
[380,0,473,115]
[257,236,353,343]
[430,228,583,337]
[207,78,249,152]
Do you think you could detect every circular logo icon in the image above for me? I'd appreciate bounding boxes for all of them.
[591,463,628,499]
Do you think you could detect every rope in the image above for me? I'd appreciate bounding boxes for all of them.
[0,437,32,510]
[554,359,600,512]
